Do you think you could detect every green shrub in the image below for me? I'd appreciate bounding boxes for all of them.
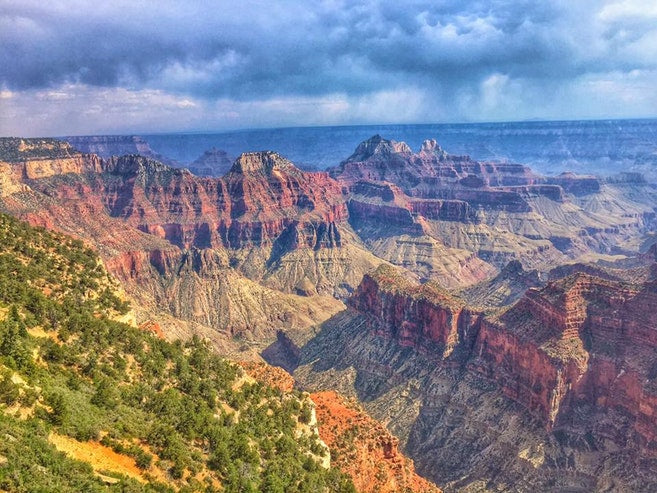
[0,372,18,405]
[46,391,69,426]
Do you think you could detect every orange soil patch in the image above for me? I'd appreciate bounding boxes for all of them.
[138,320,164,339]
[311,391,441,493]
[239,361,295,392]
[3,402,33,420]
[48,433,146,484]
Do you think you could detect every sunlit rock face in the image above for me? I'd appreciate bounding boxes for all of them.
[332,135,657,278]
[295,264,657,491]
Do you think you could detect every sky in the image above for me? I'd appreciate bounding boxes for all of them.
[1,0,656,136]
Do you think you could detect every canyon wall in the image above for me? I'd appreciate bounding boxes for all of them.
[349,265,476,358]
[4,135,655,296]
[350,267,657,442]
[295,266,657,491]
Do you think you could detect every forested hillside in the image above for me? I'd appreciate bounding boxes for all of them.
[0,213,354,492]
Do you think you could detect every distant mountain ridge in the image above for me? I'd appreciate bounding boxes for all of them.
[62,118,657,178]
[64,135,178,166]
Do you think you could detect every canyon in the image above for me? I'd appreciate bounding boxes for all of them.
[2,134,657,491]
[294,263,657,491]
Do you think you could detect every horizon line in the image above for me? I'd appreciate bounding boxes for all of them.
[13,115,654,140]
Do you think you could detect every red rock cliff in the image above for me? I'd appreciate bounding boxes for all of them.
[21,151,348,253]
[349,266,657,452]
[349,265,477,358]
[311,390,441,493]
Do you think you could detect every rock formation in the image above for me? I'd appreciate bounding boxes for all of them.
[0,139,378,342]
[1,135,656,341]
[311,390,441,493]
[331,134,541,192]
[333,135,657,278]
[295,264,657,491]
[94,151,347,252]
[349,265,474,358]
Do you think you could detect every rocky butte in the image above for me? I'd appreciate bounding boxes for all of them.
[330,135,657,290]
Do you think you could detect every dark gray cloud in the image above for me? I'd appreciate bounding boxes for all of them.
[0,0,656,135]
[1,0,653,96]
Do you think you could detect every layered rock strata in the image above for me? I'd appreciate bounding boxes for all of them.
[332,135,657,275]
[295,265,657,491]
[0,141,355,339]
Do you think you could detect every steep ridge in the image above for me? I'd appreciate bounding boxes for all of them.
[95,152,381,300]
[240,362,441,492]
[1,141,347,257]
[311,391,441,493]
[348,265,475,359]
[94,151,347,252]
[295,264,657,491]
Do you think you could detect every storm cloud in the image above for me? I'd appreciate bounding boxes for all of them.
[1,0,656,135]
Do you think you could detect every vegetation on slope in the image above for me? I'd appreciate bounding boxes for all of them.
[0,213,355,492]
